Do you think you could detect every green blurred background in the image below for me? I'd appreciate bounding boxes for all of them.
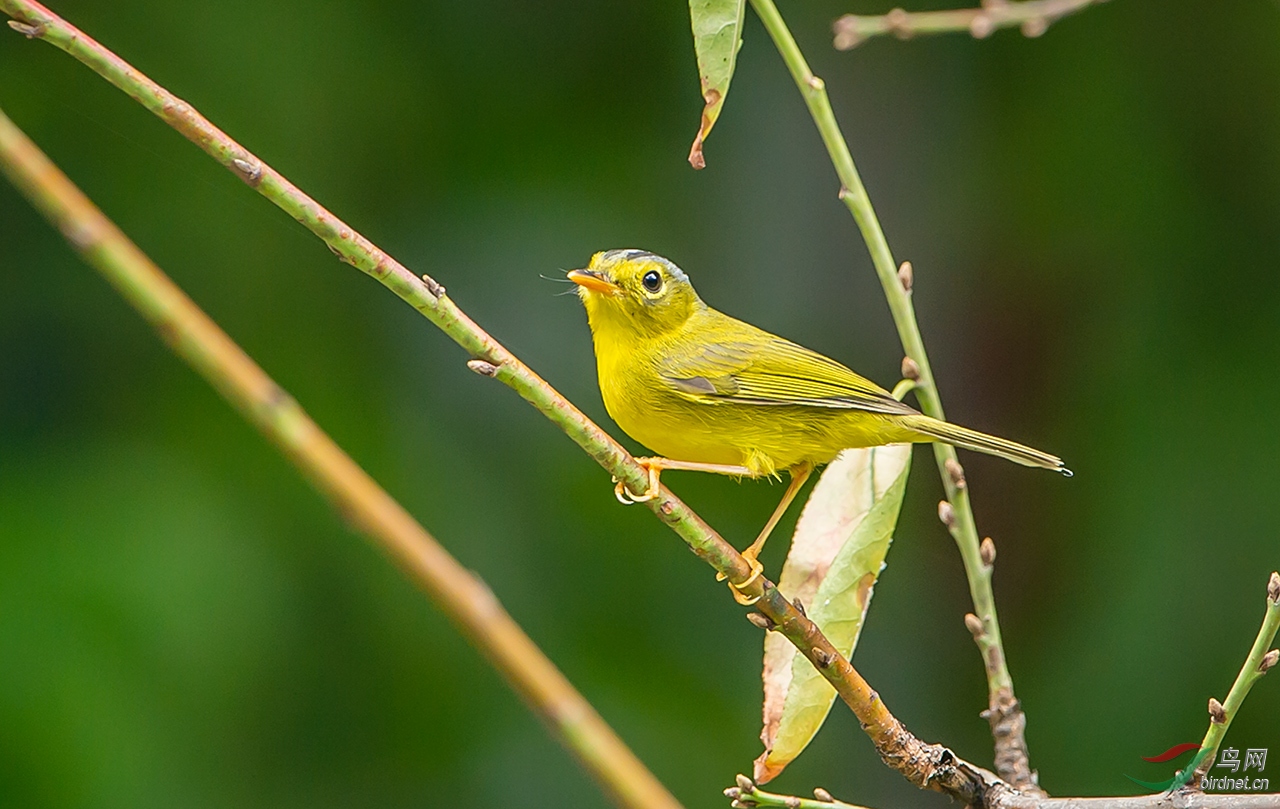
[2,1,1277,806]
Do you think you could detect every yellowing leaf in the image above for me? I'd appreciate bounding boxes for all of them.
[687,0,746,168]
[755,444,912,783]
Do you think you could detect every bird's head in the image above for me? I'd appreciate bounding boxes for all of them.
[568,249,702,341]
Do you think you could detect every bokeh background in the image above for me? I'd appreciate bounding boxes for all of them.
[2,0,1278,806]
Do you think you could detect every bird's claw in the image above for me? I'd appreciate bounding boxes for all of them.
[612,476,655,504]
[611,459,661,505]
[716,554,764,606]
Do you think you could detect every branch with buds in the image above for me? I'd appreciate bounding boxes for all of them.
[748,0,1043,786]
[0,1,1007,804]
[1189,572,1280,786]
[832,0,1109,51]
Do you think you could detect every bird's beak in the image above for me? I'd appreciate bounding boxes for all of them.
[567,269,620,295]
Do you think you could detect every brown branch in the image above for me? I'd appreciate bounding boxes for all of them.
[735,572,1280,809]
[0,1,1007,804]
[832,0,1109,51]
[741,780,1280,808]
[0,105,681,809]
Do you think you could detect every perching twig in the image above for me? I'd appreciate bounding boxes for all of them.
[0,105,681,809]
[778,788,1280,809]
[1189,572,1280,787]
[15,6,1277,809]
[832,0,1108,51]
[748,0,1041,789]
[0,1,1004,803]
[733,574,1280,808]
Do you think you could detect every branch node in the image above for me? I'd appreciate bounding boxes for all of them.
[970,13,996,39]
[937,499,956,529]
[746,611,776,631]
[885,7,913,38]
[897,260,913,292]
[964,612,985,639]
[901,356,921,381]
[813,787,835,802]
[1021,16,1049,38]
[60,219,100,251]
[1261,649,1279,674]
[792,598,806,618]
[421,274,446,298]
[7,19,46,38]
[831,16,864,51]
[1268,571,1279,604]
[980,537,997,567]
[230,157,262,185]
[467,359,499,377]
[945,458,966,489]
[736,773,756,793]
[1208,697,1226,724]
[813,648,834,668]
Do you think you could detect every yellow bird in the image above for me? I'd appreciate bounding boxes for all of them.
[569,249,1067,602]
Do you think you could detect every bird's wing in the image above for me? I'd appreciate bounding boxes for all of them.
[657,319,917,416]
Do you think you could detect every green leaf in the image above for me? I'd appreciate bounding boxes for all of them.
[754,444,912,783]
[686,0,746,169]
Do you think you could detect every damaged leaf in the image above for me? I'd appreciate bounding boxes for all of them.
[687,0,745,168]
[755,444,912,783]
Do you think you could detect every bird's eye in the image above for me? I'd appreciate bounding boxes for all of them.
[642,270,662,293]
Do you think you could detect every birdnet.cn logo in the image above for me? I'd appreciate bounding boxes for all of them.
[1127,743,1269,792]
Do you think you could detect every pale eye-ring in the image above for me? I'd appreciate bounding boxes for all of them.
[642,270,662,293]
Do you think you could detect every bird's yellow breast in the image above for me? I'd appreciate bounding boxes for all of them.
[593,328,899,478]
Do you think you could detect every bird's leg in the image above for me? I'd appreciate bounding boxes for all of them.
[612,457,753,504]
[720,462,814,605]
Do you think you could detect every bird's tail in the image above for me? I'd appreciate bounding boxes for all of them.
[902,415,1071,476]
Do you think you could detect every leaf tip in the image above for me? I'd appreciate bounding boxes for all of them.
[687,134,707,170]
[753,750,783,785]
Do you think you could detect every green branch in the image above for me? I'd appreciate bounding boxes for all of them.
[832,0,1109,51]
[0,104,681,809]
[0,1,999,803]
[748,0,1040,789]
[726,774,874,808]
[1190,572,1280,787]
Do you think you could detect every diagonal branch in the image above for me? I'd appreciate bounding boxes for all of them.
[832,0,1108,51]
[747,0,1042,790]
[729,576,1280,808]
[1189,572,1280,787]
[0,1,1003,803]
[0,104,681,809]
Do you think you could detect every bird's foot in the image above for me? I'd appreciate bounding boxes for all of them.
[716,550,764,606]
[612,457,662,504]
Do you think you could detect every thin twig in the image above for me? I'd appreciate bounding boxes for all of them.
[832,0,1108,51]
[0,0,745,589]
[748,575,1280,809]
[726,774,873,807]
[995,793,1280,808]
[0,1,1003,802]
[10,7,1280,809]
[0,105,681,809]
[747,0,1041,790]
[1189,572,1280,787]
